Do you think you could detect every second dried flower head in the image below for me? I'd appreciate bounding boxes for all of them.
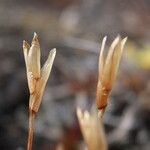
[96,36,127,112]
[23,33,56,112]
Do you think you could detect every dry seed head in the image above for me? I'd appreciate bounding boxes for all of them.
[76,107,107,150]
[23,33,56,112]
[96,36,127,110]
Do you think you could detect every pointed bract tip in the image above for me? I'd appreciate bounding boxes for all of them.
[121,37,128,49]
[122,37,128,43]
[23,40,28,45]
[23,40,30,49]
[23,40,26,47]
[101,36,107,48]
[100,36,107,44]
[115,35,121,41]
[116,34,121,39]
[103,36,107,41]
[34,32,38,38]
[32,32,39,44]
[50,48,56,54]
[110,36,120,49]
[49,48,56,57]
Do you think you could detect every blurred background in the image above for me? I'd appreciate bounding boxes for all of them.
[0,0,150,149]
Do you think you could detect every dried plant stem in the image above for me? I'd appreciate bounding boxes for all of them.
[27,109,35,150]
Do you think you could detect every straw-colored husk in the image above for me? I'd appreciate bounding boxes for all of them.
[96,36,127,112]
[23,33,56,150]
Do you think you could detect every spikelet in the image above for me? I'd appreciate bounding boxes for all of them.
[23,33,56,112]
[76,107,107,150]
[96,36,127,112]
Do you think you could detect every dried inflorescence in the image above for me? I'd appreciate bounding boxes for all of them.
[76,107,107,150]
[96,36,127,113]
[23,33,56,113]
[23,33,56,150]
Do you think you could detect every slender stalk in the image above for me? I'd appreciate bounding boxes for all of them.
[27,109,35,150]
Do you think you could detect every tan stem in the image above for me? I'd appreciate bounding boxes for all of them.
[27,109,35,150]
